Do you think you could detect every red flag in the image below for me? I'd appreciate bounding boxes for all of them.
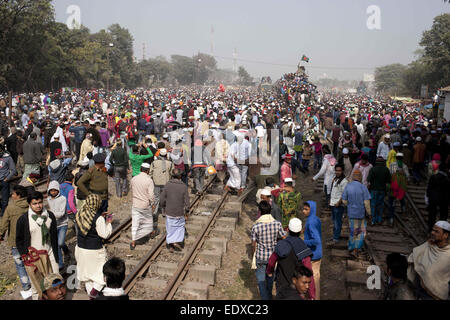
[219,84,225,92]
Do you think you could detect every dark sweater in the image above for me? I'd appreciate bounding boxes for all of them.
[427,171,449,203]
[16,211,59,262]
[110,147,129,168]
[160,179,189,217]
[23,139,44,164]
[367,162,391,191]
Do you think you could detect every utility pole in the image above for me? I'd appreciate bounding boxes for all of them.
[107,42,114,92]
[211,25,214,54]
[233,48,237,73]
[195,51,202,85]
[143,42,146,61]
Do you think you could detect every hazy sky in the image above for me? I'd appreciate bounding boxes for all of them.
[53,0,449,81]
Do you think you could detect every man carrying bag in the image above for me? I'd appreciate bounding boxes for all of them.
[22,247,54,299]
[16,191,59,299]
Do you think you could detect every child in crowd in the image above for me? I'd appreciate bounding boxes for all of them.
[96,257,129,300]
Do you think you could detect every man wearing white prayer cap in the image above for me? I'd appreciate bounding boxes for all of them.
[407,220,450,300]
[129,162,157,250]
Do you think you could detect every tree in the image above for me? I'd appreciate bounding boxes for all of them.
[374,64,408,95]
[238,66,253,85]
[192,53,217,85]
[0,0,55,91]
[137,56,172,87]
[418,14,450,90]
[171,55,195,85]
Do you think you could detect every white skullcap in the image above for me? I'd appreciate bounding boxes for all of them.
[261,189,272,197]
[141,163,151,169]
[288,218,302,233]
[343,148,349,155]
[284,177,293,183]
[416,137,422,142]
[159,148,167,156]
[435,221,450,231]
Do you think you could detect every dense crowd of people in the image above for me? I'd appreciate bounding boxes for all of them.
[0,68,448,300]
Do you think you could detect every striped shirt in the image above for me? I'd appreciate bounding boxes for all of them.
[251,220,286,261]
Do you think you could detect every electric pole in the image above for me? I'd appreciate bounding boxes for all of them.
[233,48,237,73]
[211,25,214,54]
[143,43,146,61]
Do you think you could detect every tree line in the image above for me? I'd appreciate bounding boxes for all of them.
[0,0,254,92]
[374,14,450,97]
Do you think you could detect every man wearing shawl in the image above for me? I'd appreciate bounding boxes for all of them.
[75,194,112,299]
[16,191,59,299]
[407,221,450,300]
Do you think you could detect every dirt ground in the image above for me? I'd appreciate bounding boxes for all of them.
[209,168,348,300]
[0,167,348,300]
[0,176,132,300]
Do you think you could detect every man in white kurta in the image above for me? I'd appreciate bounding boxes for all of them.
[27,207,60,299]
[130,163,156,249]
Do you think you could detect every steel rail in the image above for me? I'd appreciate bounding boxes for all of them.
[120,175,217,293]
[159,190,229,300]
[404,192,428,233]
[106,176,217,243]
[161,184,256,300]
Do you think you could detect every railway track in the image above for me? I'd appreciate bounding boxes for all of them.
[314,130,436,299]
[71,175,254,300]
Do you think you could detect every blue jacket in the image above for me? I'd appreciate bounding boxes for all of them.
[304,201,322,261]
[59,182,75,213]
[69,126,86,144]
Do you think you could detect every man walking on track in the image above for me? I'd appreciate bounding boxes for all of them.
[130,163,157,250]
[160,169,189,252]
[342,170,371,260]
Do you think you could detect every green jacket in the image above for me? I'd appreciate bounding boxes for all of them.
[129,148,153,177]
[0,198,29,247]
[110,146,129,168]
[77,166,109,200]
